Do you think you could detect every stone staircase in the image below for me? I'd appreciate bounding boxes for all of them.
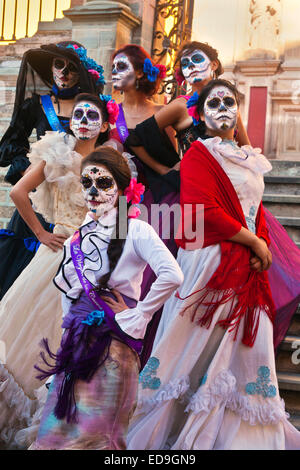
[263,160,300,430]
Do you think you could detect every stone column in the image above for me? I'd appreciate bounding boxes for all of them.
[64,0,141,92]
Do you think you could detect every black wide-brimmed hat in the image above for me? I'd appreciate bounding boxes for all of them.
[12,40,105,123]
[25,41,89,86]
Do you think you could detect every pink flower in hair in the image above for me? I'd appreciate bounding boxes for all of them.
[106,99,119,125]
[124,178,145,205]
[157,64,167,79]
[88,69,100,80]
[128,206,141,219]
[175,68,185,86]
[187,106,200,123]
[72,44,79,50]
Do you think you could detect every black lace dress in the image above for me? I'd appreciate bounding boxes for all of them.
[0,93,69,299]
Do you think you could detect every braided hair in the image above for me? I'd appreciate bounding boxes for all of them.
[80,146,131,290]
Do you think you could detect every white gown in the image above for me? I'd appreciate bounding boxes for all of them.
[127,137,300,450]
[0,132,87,448]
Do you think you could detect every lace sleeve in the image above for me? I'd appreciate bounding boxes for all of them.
[0,95,40,185]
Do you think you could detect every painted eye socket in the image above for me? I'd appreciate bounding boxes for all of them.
[223,97,236,107]
[81,176,93,189]
[54,58,66,70]
[191,53,205,64]
[74,109,84,120]
[53,58,77,73]
[113,61,128,73]
[67,62,78,73]
[96,177,114,190]
[86,110,100,121]
[180,58,190,68]
[207,97,221,109]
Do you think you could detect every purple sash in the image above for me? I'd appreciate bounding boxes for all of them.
[70,230,143,355]
[116,103,129,144]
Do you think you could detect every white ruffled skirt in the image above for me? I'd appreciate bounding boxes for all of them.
[127,246,300,450]
[0,242,64,449]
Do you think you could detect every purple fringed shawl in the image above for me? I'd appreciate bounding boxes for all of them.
[36,230,143,423]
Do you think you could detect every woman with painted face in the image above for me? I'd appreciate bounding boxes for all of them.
[111,44,180,195]
[0,41,105,300]
[111,45,183,367]
[27,146,183,450]
[127,41,249,161]
[0,93,119,449]
[127,80,300,450]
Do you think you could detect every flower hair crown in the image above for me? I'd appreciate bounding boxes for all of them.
[59,44,106,86]
[99,94,119,125]
[124,178,145,219]
[143,58,166,83]
[186,91,200,125]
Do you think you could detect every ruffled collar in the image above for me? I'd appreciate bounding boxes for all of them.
[82,207,118,231]
[198,136,272,176]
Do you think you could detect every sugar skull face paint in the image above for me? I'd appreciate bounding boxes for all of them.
[111,54,136,91]
[52,57,79,89]
[180,50,212,85]
[81,165,119,218]
[203,86,238,132]
[71,102,103,141]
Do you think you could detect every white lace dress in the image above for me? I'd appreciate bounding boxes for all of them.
[127,137,300,450]
[0,132,87,449]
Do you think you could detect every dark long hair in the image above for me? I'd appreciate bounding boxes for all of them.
[112,44,162,96]
[81,147,131,290]
[71,93,109,145]
[175,41,224,81]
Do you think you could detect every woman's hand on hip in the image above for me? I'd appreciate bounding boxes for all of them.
[37,229,67,252]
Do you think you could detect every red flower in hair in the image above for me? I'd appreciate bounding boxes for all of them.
[88,69,100,80]
[157,64,167,79]
[124,178,145,205]
[106,99,119,125]
[175,68,185,86]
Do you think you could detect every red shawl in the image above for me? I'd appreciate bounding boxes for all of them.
[175,140,275,347]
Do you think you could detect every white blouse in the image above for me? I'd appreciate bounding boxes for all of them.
[199,137,272,233]
[54,209,184,339]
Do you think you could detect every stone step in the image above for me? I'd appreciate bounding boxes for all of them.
[263,194,300,204]
[274,216,300,242]
[279,389,300,414]
[277,372,300,392]
[264,176,300,195]
[280,335,300,352]
[287,314,300,336]
[289,414,300,431]
[263,194,300,217]
[276,330,300,373]
[268,160,300,177]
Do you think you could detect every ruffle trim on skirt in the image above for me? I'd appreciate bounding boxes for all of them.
[136,375,190,413]
[0,364,37,448]
[186,370,289,426]
[14,383,49,449]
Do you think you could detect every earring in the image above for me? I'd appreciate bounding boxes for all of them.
[136,78,140,90]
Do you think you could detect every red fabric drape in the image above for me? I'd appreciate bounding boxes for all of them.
[175,140,275,347]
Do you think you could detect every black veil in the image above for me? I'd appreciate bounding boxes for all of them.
[11,40,104,127]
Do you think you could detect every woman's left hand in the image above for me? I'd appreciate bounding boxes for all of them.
[101,289,129,313]
[250,238,272,271]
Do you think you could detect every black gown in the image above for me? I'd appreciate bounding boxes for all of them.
[0,93,69,300]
